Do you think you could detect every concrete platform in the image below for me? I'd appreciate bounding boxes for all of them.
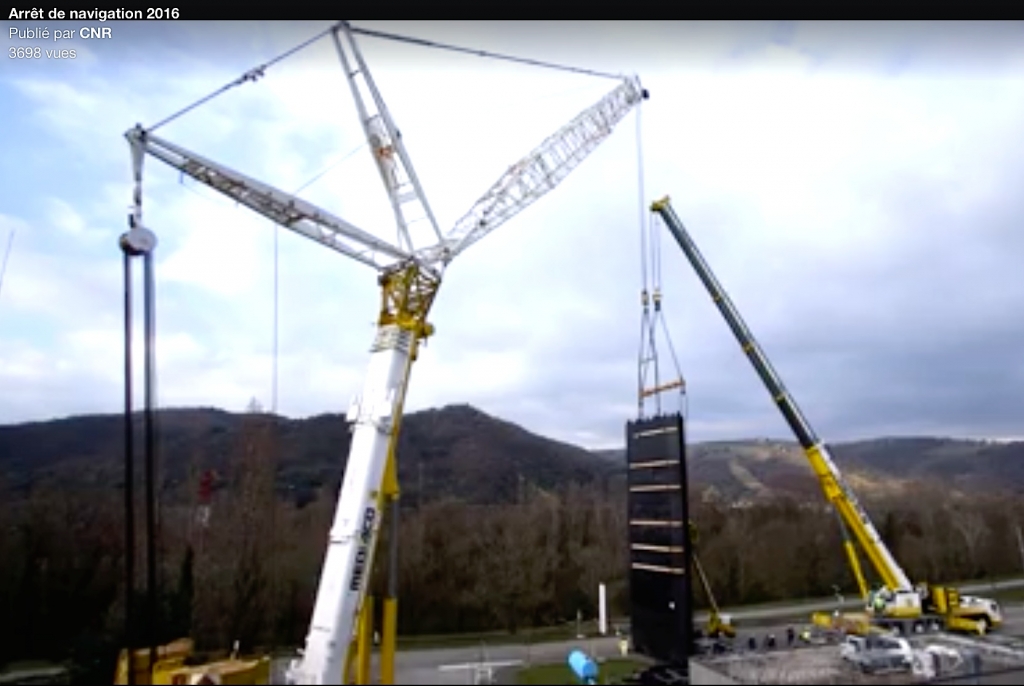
[694,632,1024,685]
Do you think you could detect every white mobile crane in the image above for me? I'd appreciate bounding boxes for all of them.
[120,21,647,685]
[648,196,1003,637]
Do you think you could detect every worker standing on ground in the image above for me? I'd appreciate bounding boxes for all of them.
[968,652,982,685]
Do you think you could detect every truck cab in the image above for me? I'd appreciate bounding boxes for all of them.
[955,595,1003,632]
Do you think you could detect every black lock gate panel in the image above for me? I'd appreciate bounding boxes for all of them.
[626,413,694,667]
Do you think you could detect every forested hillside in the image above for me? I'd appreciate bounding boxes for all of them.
[1,405,1022,682]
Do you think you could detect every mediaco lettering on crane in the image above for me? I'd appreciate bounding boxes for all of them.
[349,506,377,593]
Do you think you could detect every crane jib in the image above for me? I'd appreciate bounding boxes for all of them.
[651,196,927,600]
[654,201,818,449]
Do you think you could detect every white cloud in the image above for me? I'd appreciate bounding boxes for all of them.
[2,21,1024,448]
[0,339,49,381]
[47,198,88,236]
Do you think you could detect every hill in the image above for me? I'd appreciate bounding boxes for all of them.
[0,404,619,507]
[1,406,1022,506]
[600,436,1024,502]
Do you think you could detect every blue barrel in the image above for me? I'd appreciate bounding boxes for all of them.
[567,649,598,683]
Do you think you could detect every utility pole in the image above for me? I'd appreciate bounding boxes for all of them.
[1016,525,1024,576]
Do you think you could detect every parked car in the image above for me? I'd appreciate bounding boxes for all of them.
[840,633,915,675]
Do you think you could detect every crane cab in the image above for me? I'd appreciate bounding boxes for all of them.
[868,588,922,619]
[959,595,1002,622]
[951,594,1003,633]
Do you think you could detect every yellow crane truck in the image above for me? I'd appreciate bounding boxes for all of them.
[650,196,1003,638]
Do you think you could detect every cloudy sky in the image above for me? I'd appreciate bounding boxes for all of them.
[2,20,1023,448]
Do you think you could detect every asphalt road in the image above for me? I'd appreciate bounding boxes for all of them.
[695,577,1024,627]
[721,603,1024,650]
[391,636,630,685]
[383,599,1024,685]
[271,636,630,685]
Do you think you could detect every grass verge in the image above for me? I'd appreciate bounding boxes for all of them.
[517,658,645,685]
[395,621,618,650]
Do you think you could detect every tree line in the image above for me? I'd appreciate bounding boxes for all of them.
[1,415,1022,682]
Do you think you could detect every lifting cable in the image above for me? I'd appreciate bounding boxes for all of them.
[145,23,341,132]
[169,138,370,419]
[0,227,14,302]
[635,104,686,420]
[348,25,624,81]
[272,216,279,416]
[144,21,623,135]
[264,141,370,416]
[636,103,651,415]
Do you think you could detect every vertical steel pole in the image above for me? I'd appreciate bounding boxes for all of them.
[121,247,137,686]
[143,251,159,672]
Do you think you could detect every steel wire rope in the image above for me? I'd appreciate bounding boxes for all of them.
[169,140,368,416]
[636,103,651,416]
[0,228,14,302]
[145,21,623,135]
[146,22,344,132]
[267,141,370,416]
[165,139,367,423]
[348,25,625,81]
[651,210,688,420]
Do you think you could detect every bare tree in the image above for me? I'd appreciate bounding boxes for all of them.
[949,508,990,578]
